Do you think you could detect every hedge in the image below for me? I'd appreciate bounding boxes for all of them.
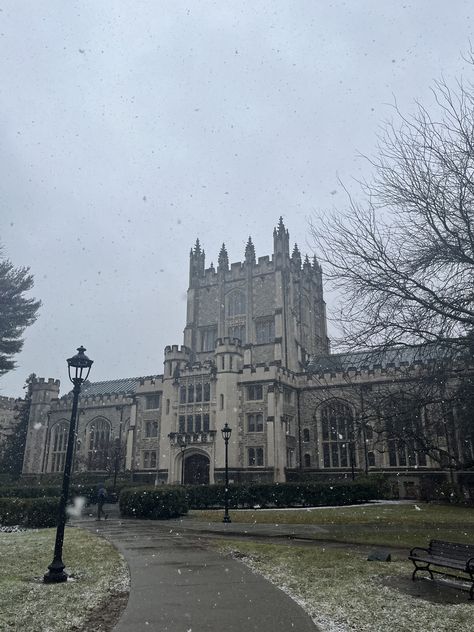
[184,479,387,509]
[0,497,61,528]
[0,484,124,504]
[119,486,188,519]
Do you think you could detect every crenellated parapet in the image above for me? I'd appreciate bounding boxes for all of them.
[50,391,134,411]
[164,344,193,380]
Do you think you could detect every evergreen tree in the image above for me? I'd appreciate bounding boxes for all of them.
[0,250,41,377]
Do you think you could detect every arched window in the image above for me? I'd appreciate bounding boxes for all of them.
[86,418,111,470]
[227,291,246,317]
[50,422,69,473]
[304,453,311,468]
[320,400,355,468]
[303,428,310,442]
[382,397,426,467]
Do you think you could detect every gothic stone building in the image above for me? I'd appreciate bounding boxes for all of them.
[22,220,474,498]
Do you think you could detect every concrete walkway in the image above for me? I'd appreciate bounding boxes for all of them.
[74,506,319,632]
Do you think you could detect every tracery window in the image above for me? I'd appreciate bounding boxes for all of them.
[49,422,69,473]
[227,291,246,317]
[86,418,111,470]
[320,400,355,468]
[382,397,426,467]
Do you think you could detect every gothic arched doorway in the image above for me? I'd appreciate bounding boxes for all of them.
[184,453,210,485]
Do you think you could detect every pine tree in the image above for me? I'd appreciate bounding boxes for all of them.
[0,251,41,376]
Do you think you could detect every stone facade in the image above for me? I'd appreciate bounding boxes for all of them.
[0,395,18,453]
[21,219,474,497]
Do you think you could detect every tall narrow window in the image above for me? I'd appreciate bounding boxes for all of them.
[195,414,202,432]
[255,318,275,344]
[220,394,224,410]
[201,326,217,351]
[203,383,210,401]
[383,397,425,467]
[178,415,185,433]
[188,384,194,403]
[304,453,311,468]
[143,450,157,469]
[303,428,310,442]
[248,447,264,466]
[187,415,193,433]
[227,291,246,317]
[195,383,202,402]
[166,399,170,415]
[203,414,210,432]
[247,413,263,432]
[320,400,354,469]
[87,418,111,470]
[50,422,69,473]
[179,386,186,404]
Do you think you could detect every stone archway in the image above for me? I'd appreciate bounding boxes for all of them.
[184,453,210,485]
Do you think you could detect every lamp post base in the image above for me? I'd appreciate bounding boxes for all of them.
[222,515,232,523]
[44,561,68,584]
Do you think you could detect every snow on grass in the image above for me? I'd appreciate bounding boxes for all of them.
[0,526,129,632]
[193,503,474,548]
[223,542,472,632]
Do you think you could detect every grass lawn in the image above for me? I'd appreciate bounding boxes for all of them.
[191,503,474,548]
[0,526,129,632]
[220,540,473,632]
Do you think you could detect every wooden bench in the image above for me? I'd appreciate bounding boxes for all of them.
[409,539,474,599]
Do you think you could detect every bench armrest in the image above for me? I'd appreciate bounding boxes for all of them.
[409,547,430,557]
[467,557,474,572]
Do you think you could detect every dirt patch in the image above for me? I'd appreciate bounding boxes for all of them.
[382,574,473,605]
[70,590,129,632]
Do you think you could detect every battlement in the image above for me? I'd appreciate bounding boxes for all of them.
[137,375,164,390]
[0,395,17,407]
[164,345,192,357]
[32,377,60,388]
[304,361,425,386]
[52,391,134,409]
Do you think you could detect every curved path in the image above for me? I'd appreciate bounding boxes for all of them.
[74,508,319,632]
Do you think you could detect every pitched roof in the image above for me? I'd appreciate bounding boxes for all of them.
[77,375,161,397]
[306,344,457,374]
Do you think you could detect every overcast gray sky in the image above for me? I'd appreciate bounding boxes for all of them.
[1,1,472,397]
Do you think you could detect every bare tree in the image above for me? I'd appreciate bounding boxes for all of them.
[311,62,474,353]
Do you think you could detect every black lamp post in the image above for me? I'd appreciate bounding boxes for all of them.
[178,435,187,485]
[221,422,232,523]
[44,346,93,584]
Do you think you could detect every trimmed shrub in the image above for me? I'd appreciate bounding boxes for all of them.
[119,486,188,519]
[0,497,61,528]
[184,478,387,510]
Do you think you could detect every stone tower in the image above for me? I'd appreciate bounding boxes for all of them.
[183,218,329,371]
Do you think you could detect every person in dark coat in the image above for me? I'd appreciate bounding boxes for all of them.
[97,483,108,520]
